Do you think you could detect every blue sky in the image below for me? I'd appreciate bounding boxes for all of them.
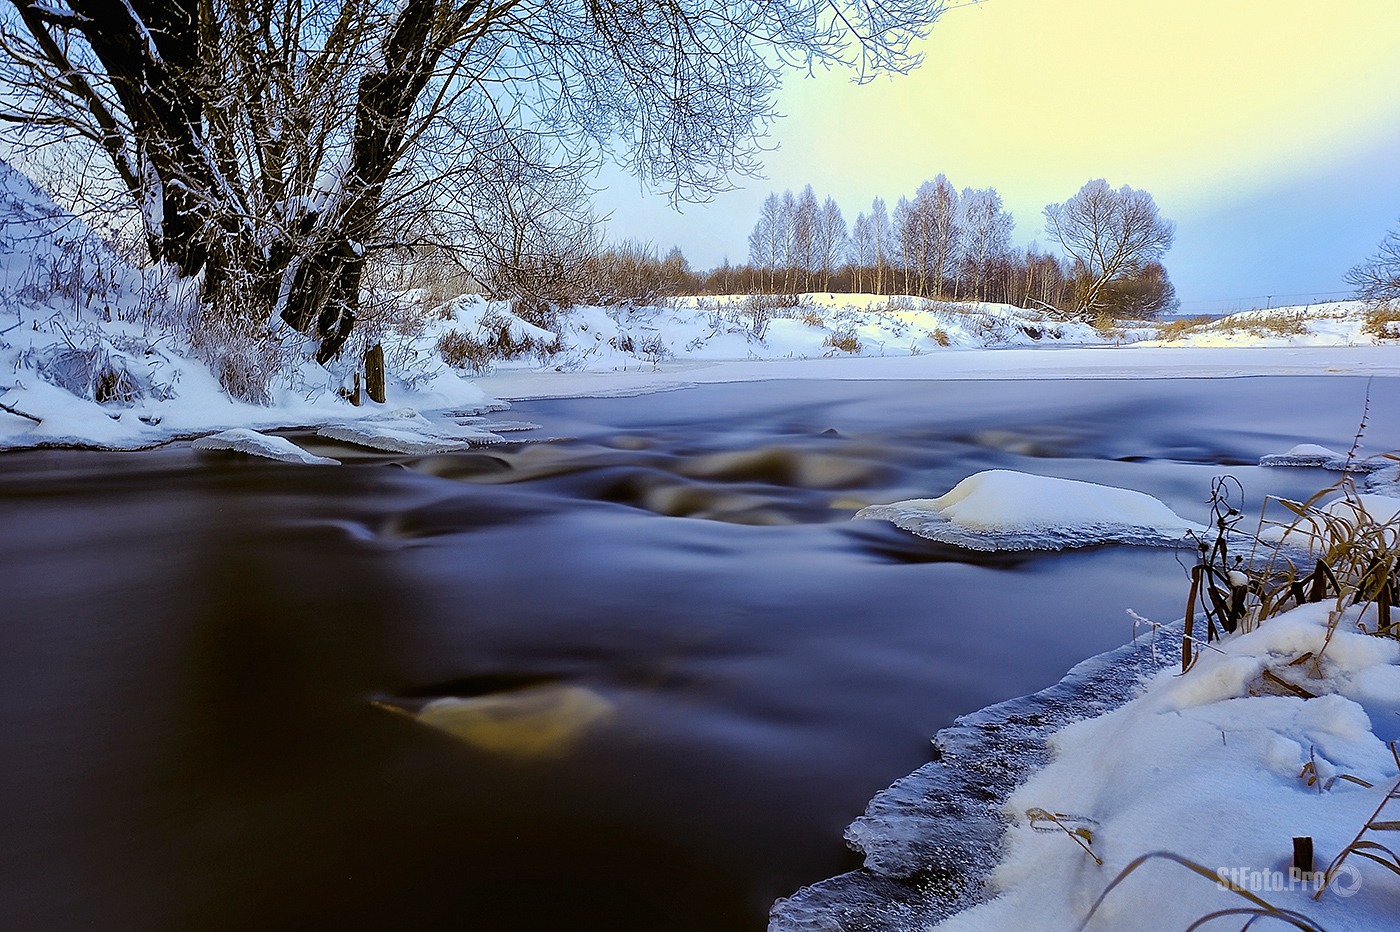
[592,0,1400,312]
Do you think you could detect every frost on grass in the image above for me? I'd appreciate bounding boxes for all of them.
[191,428,339,465]
[854,469,1201,551]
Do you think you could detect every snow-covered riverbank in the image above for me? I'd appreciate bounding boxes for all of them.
[777,463,1400,932]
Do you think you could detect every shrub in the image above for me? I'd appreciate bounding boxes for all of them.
[1363,304,1400,341]
[1241,310,1307,338]
[436,310,544,374]
[639,333,668,367]
[930,328,950,347]
[742,292,794,338]
[185,305,287,405]
[1155,316,1213,341]
[824,330,861,353]
[436,329,494,374]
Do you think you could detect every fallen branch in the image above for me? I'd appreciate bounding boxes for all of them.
[0,399,41,423]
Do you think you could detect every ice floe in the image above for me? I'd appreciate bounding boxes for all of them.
[317,408,506,453]
[191,428,339,465]
[854,469,1201,551]
[1259,442,1387,472]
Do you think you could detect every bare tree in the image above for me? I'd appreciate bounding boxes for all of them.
[0,0,944,373]
[869,196,890,295]
[922,175,959,297]
[849,210,873,293]
[892,195,914,294]
[1347,221,1400,303]
[958,186,1012,301]
[814,195,847,291]
[893,176,958,297]
[1043,179,1175,314]
[791,184,819,291]
[747,191,785,293]
[779,188,799,291]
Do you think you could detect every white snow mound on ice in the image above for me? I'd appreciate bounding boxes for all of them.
[192,428,339,465]
[855,469,1201,551]
[1259,442,1385,472]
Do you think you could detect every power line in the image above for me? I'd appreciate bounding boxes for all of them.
[1176,289,1354,310]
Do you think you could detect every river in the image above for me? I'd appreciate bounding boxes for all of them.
[1,375,1393,931]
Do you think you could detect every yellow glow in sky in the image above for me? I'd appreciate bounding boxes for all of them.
[597,0,1400,306]
[771,0,1400,211]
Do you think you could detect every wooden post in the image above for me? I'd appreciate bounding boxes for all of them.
[365,342,386,404]
[1293,836,1314,877]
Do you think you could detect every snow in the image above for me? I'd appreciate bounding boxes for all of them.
[3,143,1400,453]
[191,428,339,465]
[854,469,1202,551]
[0,158,505,452]
[5,155,1400,932]
[771,617,1185,930]
[1145,302,1383,348]
[1260,442,1386,472]
[928,601,1400,932]
[317,421,503,453]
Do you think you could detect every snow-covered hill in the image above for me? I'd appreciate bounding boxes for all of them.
[1146,301,1399,347]
[420,291,1145,378]
[0,160,497,450]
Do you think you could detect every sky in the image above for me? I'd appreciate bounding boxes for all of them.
[592,0,1400,313]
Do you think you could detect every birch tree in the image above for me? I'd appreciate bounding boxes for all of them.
[814,195,847,291]
[869,196,890,295]
[958,186,1013,301]
[850,211,872,293]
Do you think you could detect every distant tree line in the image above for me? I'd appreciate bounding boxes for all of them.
[726,175,1178,318]
[325,174,1180,324]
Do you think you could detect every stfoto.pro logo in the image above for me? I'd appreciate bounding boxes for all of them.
[1216,864,1362,898]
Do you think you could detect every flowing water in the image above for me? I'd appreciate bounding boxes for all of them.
[1,376,1395,932]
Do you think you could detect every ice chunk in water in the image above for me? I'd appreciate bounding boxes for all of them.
[192,428,339,465]
[1259,442,1386,472]
[854,469,1200,551]
[317,421,504,453]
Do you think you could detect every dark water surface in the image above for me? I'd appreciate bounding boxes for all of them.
[1,376,1395,932]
